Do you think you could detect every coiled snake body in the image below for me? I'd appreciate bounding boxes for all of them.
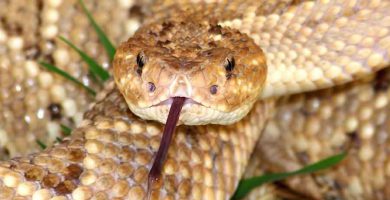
[1,0,390,199]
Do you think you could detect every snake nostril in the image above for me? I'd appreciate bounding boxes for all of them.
[148,82,156,92]
[210,85,218,95]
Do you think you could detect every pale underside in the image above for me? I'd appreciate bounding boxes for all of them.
[0,0,390,200]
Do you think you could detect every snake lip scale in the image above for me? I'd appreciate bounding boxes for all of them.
[152,97,203,108]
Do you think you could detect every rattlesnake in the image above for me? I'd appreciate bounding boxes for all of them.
[1,0,390,199]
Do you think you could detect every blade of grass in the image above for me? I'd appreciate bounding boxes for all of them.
[89,70,104,87]
[56,137,63,143]
[231,152,347,200]
[39,61,96,96]
[60,124,72,136]
[36,139,47,150]
[59,36,110,82]
[78,0,116,61]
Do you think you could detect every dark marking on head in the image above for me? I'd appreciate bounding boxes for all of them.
[147,30,159,37]
[162,22,174,30]
[159,22,175,37]
[226,73,236,80]
[157,40,171,46]
[225,57,235,79]
[208,24,222,35]
[225,57,235,72]
[136,53,145,75]
[222,31,232,37]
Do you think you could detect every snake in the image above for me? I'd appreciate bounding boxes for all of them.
[1,0,390,199]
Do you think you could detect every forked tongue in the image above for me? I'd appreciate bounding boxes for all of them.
[147,97,186,198]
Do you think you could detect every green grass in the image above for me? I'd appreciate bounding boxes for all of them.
[59,36,110,82]
[78,0,116,61]
[60,124,72,136]
[39,61,96,96]
[36,124,72,149]
[56,137,63,143]
[36,0,115,153]
[36,139,47,150]
[231,152,347,200]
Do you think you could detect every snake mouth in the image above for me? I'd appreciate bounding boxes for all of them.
[152,97,204,107]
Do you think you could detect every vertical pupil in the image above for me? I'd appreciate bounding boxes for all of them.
[137,55,144,68]
[136,54,144,75]
[225,57,235,72]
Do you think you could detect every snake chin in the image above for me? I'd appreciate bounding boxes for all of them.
[125,96,256,125]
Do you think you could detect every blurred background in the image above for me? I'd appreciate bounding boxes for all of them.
[0,0,151,159]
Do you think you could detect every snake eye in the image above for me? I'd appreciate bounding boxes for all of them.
[210,85,218,95]
[225,57,235,72]
[136,53,145,75]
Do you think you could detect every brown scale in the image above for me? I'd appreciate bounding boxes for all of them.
[2,0,390,200]
[0,81,271,199]
[244,68,390,200]
[0,0,146,159]
[148,0,301,25]
[132,18,259,59]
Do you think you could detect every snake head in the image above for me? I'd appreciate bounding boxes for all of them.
[113,19,267,125]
